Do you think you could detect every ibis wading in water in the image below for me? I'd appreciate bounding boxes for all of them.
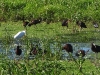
[91,42,100,59]
[75,50,89,57]
[62,43,73,58]
[15,45,22,56]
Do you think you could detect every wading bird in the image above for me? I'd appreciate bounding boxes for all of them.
[62,43,73,57]
[62,43,73,60]
[93,21,99,28]
[23,17,42,27]
[15,45,22,56]
[29,47,38,55]
[14,30,26,39]
[91,42,100,59]
[92,21,99,32]
[28,44,47,60]
[29,44,47,56]
[62,44,73,53]
[30,18,42,25]
[62,19,69,28]
[75,50,89,57]
[14,30,26,44]
[76,21,87,31]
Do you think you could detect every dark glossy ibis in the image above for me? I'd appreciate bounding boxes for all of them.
[91,42,100,59]
[62,43,73,60]
[29,17,42,26]
[76,21,87,30]
[62,44,73,53]
[29,44,47,56]
[23,17,42,27]
[75,50,89,57]
[29,47,38,55]
[62,19,69,27]
[91,42,100,53]
[15,45,22,56]
[29,44,38,56]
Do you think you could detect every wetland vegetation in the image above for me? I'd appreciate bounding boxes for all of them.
[0,0,100,75]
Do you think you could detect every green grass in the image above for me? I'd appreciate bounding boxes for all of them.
[0,21,100,43]
[0,21,100,75]
[0,56,100,75]
[1,0,100,22]
[0,0,100,75]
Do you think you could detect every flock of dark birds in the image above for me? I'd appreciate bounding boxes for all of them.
[13,18,99,59]
[61,19,99,29]
[62,42,100,58]
[23,18,99,29]
[23,17,42,27]
[15,43,47,57]
[14,42,100,60]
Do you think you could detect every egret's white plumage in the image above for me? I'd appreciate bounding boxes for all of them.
[14,30,26,39]
[14,30,26,45]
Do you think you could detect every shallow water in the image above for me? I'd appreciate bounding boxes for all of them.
[0,42,99,60]
[61,43,92,60]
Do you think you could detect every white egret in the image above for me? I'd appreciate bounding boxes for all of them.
[14,30,26,44]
